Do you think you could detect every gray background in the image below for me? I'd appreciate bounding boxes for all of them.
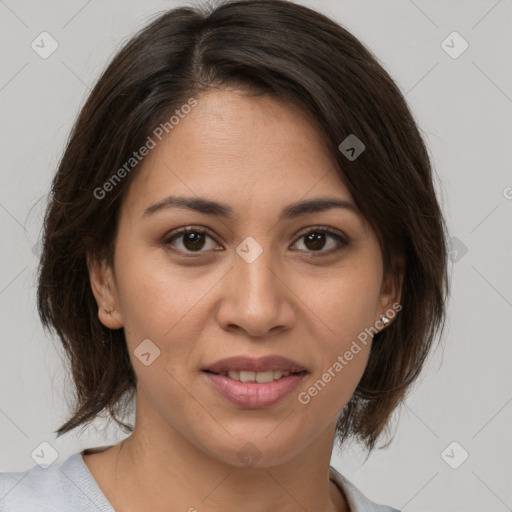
[1,1,511,510]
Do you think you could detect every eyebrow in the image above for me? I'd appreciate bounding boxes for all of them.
[142,195,359,221]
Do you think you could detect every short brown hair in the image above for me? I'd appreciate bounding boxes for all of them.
[37,0,449,450]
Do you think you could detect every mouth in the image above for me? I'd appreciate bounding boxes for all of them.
[202,355,308,408]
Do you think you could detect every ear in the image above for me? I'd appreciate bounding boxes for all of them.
[375,257,404,331]
[87,253,123,330]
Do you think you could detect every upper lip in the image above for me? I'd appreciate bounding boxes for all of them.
[203,355,307,374]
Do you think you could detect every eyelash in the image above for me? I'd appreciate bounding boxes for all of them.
[162,225,350,258]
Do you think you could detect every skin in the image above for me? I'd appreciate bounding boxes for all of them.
[85,88,401,512]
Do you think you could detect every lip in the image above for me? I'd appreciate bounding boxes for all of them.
[204,371,307,408]
[203,355,307,373]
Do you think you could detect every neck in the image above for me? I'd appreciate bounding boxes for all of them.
[90,393,348,512]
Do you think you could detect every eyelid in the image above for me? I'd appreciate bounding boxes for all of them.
[292,225,350,246]
[162,225,222,251]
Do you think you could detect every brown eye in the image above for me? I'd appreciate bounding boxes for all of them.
[292,228,349,254]
[182,231,206,251]
[304,231,327,251]
[164,228,220,253]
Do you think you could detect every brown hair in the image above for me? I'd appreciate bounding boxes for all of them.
[37,0,449,451]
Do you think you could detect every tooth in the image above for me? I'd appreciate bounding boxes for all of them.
[239,370,256,382]
[224,370,297,382]
[256,370,274,383]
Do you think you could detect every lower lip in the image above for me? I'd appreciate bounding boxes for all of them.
[204,371,306,408]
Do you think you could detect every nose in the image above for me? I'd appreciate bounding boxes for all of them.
[215,245,296,338]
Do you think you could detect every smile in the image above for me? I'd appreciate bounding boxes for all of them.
[203,370,307,408]
[211,370,299,383]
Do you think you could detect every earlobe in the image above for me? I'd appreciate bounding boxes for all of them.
[87,254,123,330]
[379,315,390,326]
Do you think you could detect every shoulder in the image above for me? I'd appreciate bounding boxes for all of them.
[329,466,401,512]
[0,451,114,512]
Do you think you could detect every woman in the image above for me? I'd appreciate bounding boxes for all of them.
[0,1,448,510]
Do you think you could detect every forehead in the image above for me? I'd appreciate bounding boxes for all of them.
[123,89,352,215]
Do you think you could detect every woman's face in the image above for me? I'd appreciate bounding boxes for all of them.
[91,89,399,467]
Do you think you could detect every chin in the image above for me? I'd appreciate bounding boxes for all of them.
[200,429,308,470]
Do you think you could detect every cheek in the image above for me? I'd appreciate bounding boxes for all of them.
[297,317,372,423]
[113,240,220,367]
[114,234,181,331]
[293,262,380,410]
[113,250,206,413]
[300,262,382,346]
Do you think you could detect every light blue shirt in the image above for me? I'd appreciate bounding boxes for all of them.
[0,449,400,511]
